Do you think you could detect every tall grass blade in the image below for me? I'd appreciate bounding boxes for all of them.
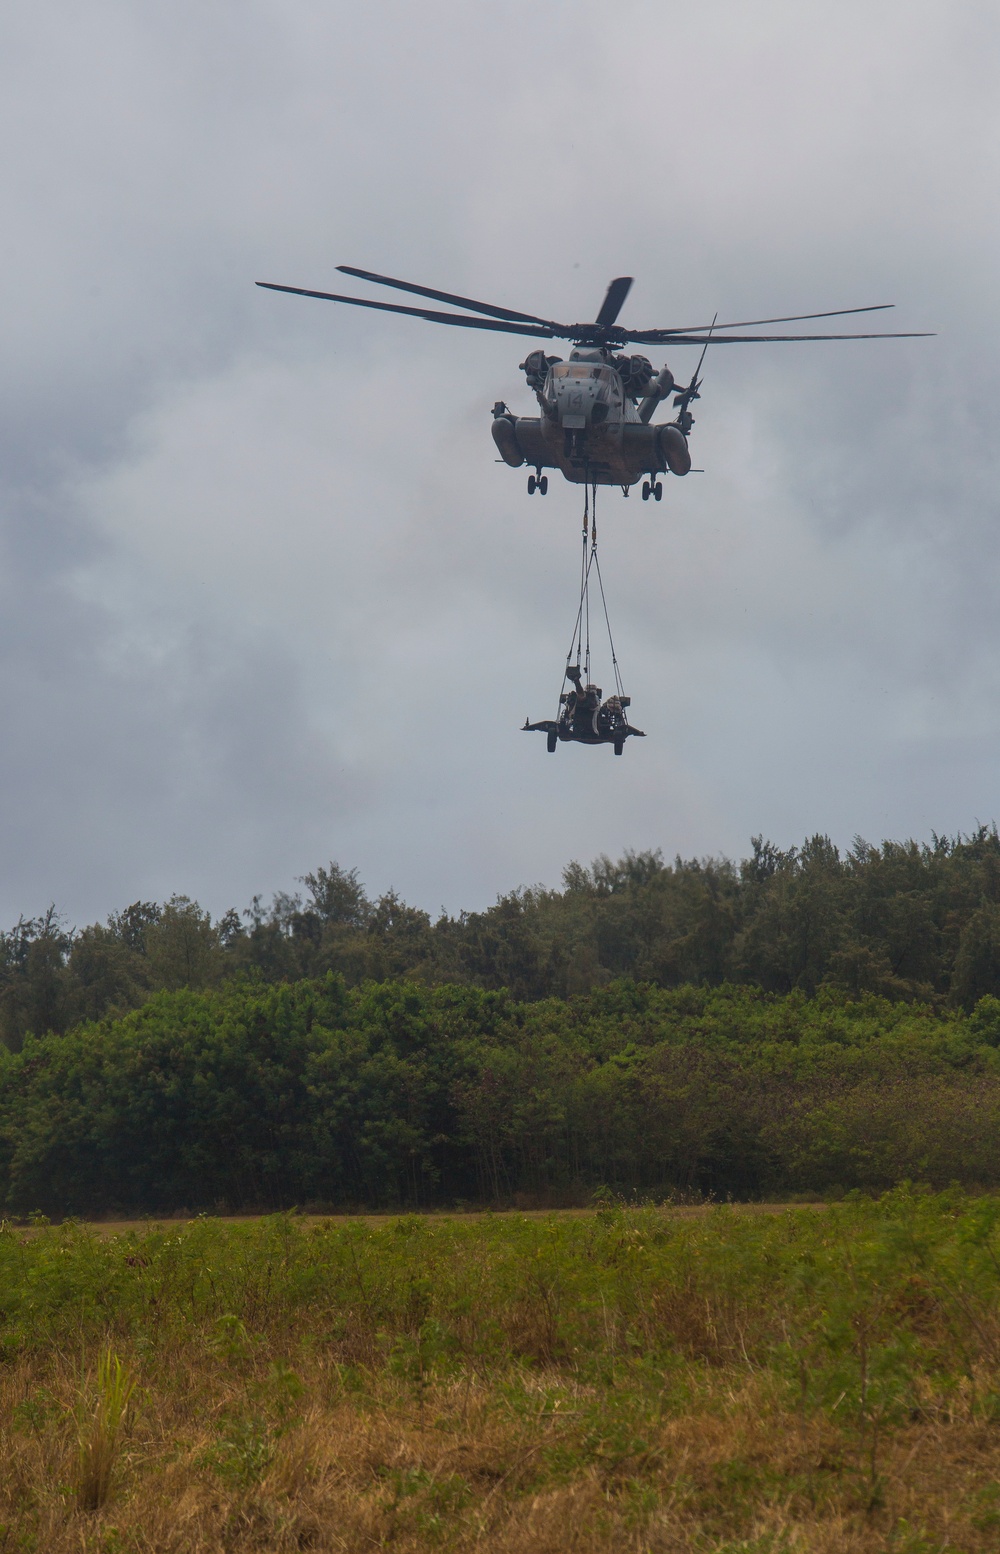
[75,1346,135,1511]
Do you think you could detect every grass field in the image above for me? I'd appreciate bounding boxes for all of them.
[4,1192,1000,1551]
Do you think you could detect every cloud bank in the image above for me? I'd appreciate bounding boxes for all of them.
[0,0,996,922]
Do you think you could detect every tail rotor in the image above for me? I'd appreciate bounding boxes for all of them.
[673,313,716,435]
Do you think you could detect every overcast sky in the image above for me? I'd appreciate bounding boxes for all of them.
[0,0,997,926]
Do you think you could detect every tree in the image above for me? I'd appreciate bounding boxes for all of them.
[952,902,1000,1009]
[301,864,371,928]
[67,925,148,1023]
[0,909,73,1050]
[144,898,223,992]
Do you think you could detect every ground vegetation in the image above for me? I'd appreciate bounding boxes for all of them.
[5,1196,1000,1551]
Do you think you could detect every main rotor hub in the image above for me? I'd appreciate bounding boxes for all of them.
[570,326,628,350]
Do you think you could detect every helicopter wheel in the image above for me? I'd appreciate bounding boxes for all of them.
[527,475,536,495]
[547,731,557,753]
[538,475,548,495]
[614,741,624,756]
[641,481,651,501]
[653,481,663,501]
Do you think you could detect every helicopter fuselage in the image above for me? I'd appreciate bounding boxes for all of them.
[255,267,928,496]
[491,348,690,488]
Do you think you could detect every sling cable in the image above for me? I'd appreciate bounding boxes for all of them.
[522,483,645,755]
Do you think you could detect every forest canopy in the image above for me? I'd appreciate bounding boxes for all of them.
[3,830,1000,1214]
[4,974,1000,1215]
[5,826,1000,1048]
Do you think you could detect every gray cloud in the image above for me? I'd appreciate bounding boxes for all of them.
[0,0,997,923]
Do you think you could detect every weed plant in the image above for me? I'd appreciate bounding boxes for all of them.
[2,1193,1000,1548]
[74,1347,135,1510]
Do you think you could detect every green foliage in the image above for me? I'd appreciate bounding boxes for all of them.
[7,828,1000,1048]
[0,973,997,1212]
[143,897,222,992]
[5,831,1000,1211]
[199,1415,275,1486]
[12,1387,59,1436]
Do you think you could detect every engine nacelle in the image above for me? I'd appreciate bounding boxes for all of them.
[520,349,563,392]
[613,353,654,397]
[638,367,677,424]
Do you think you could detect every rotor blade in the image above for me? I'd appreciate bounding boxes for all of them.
[623,328,935,344]
[337,265,558,328]
[647,303,897,337]
[594,276,633,330]
[256,283,556,338]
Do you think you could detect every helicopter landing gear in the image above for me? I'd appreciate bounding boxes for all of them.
[527,472,548,495]
[641,480,663,502]
[614,740,624,756]
[546,730,557,753]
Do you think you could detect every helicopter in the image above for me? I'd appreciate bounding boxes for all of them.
[256,265,931,499]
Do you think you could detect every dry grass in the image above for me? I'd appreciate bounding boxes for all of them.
[0,1348,997,1552]
[71,1203,826,1237]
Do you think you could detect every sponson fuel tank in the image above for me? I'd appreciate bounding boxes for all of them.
[491,415,548,469]
[621,422,691,477]
[659,423,691,476]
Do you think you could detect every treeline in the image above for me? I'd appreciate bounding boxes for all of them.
[5,975,1000,1215]
[6,828,1000,1050]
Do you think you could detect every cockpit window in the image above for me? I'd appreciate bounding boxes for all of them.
[552,364,617,382]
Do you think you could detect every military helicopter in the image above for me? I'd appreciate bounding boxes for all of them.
[256,265,931,499]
